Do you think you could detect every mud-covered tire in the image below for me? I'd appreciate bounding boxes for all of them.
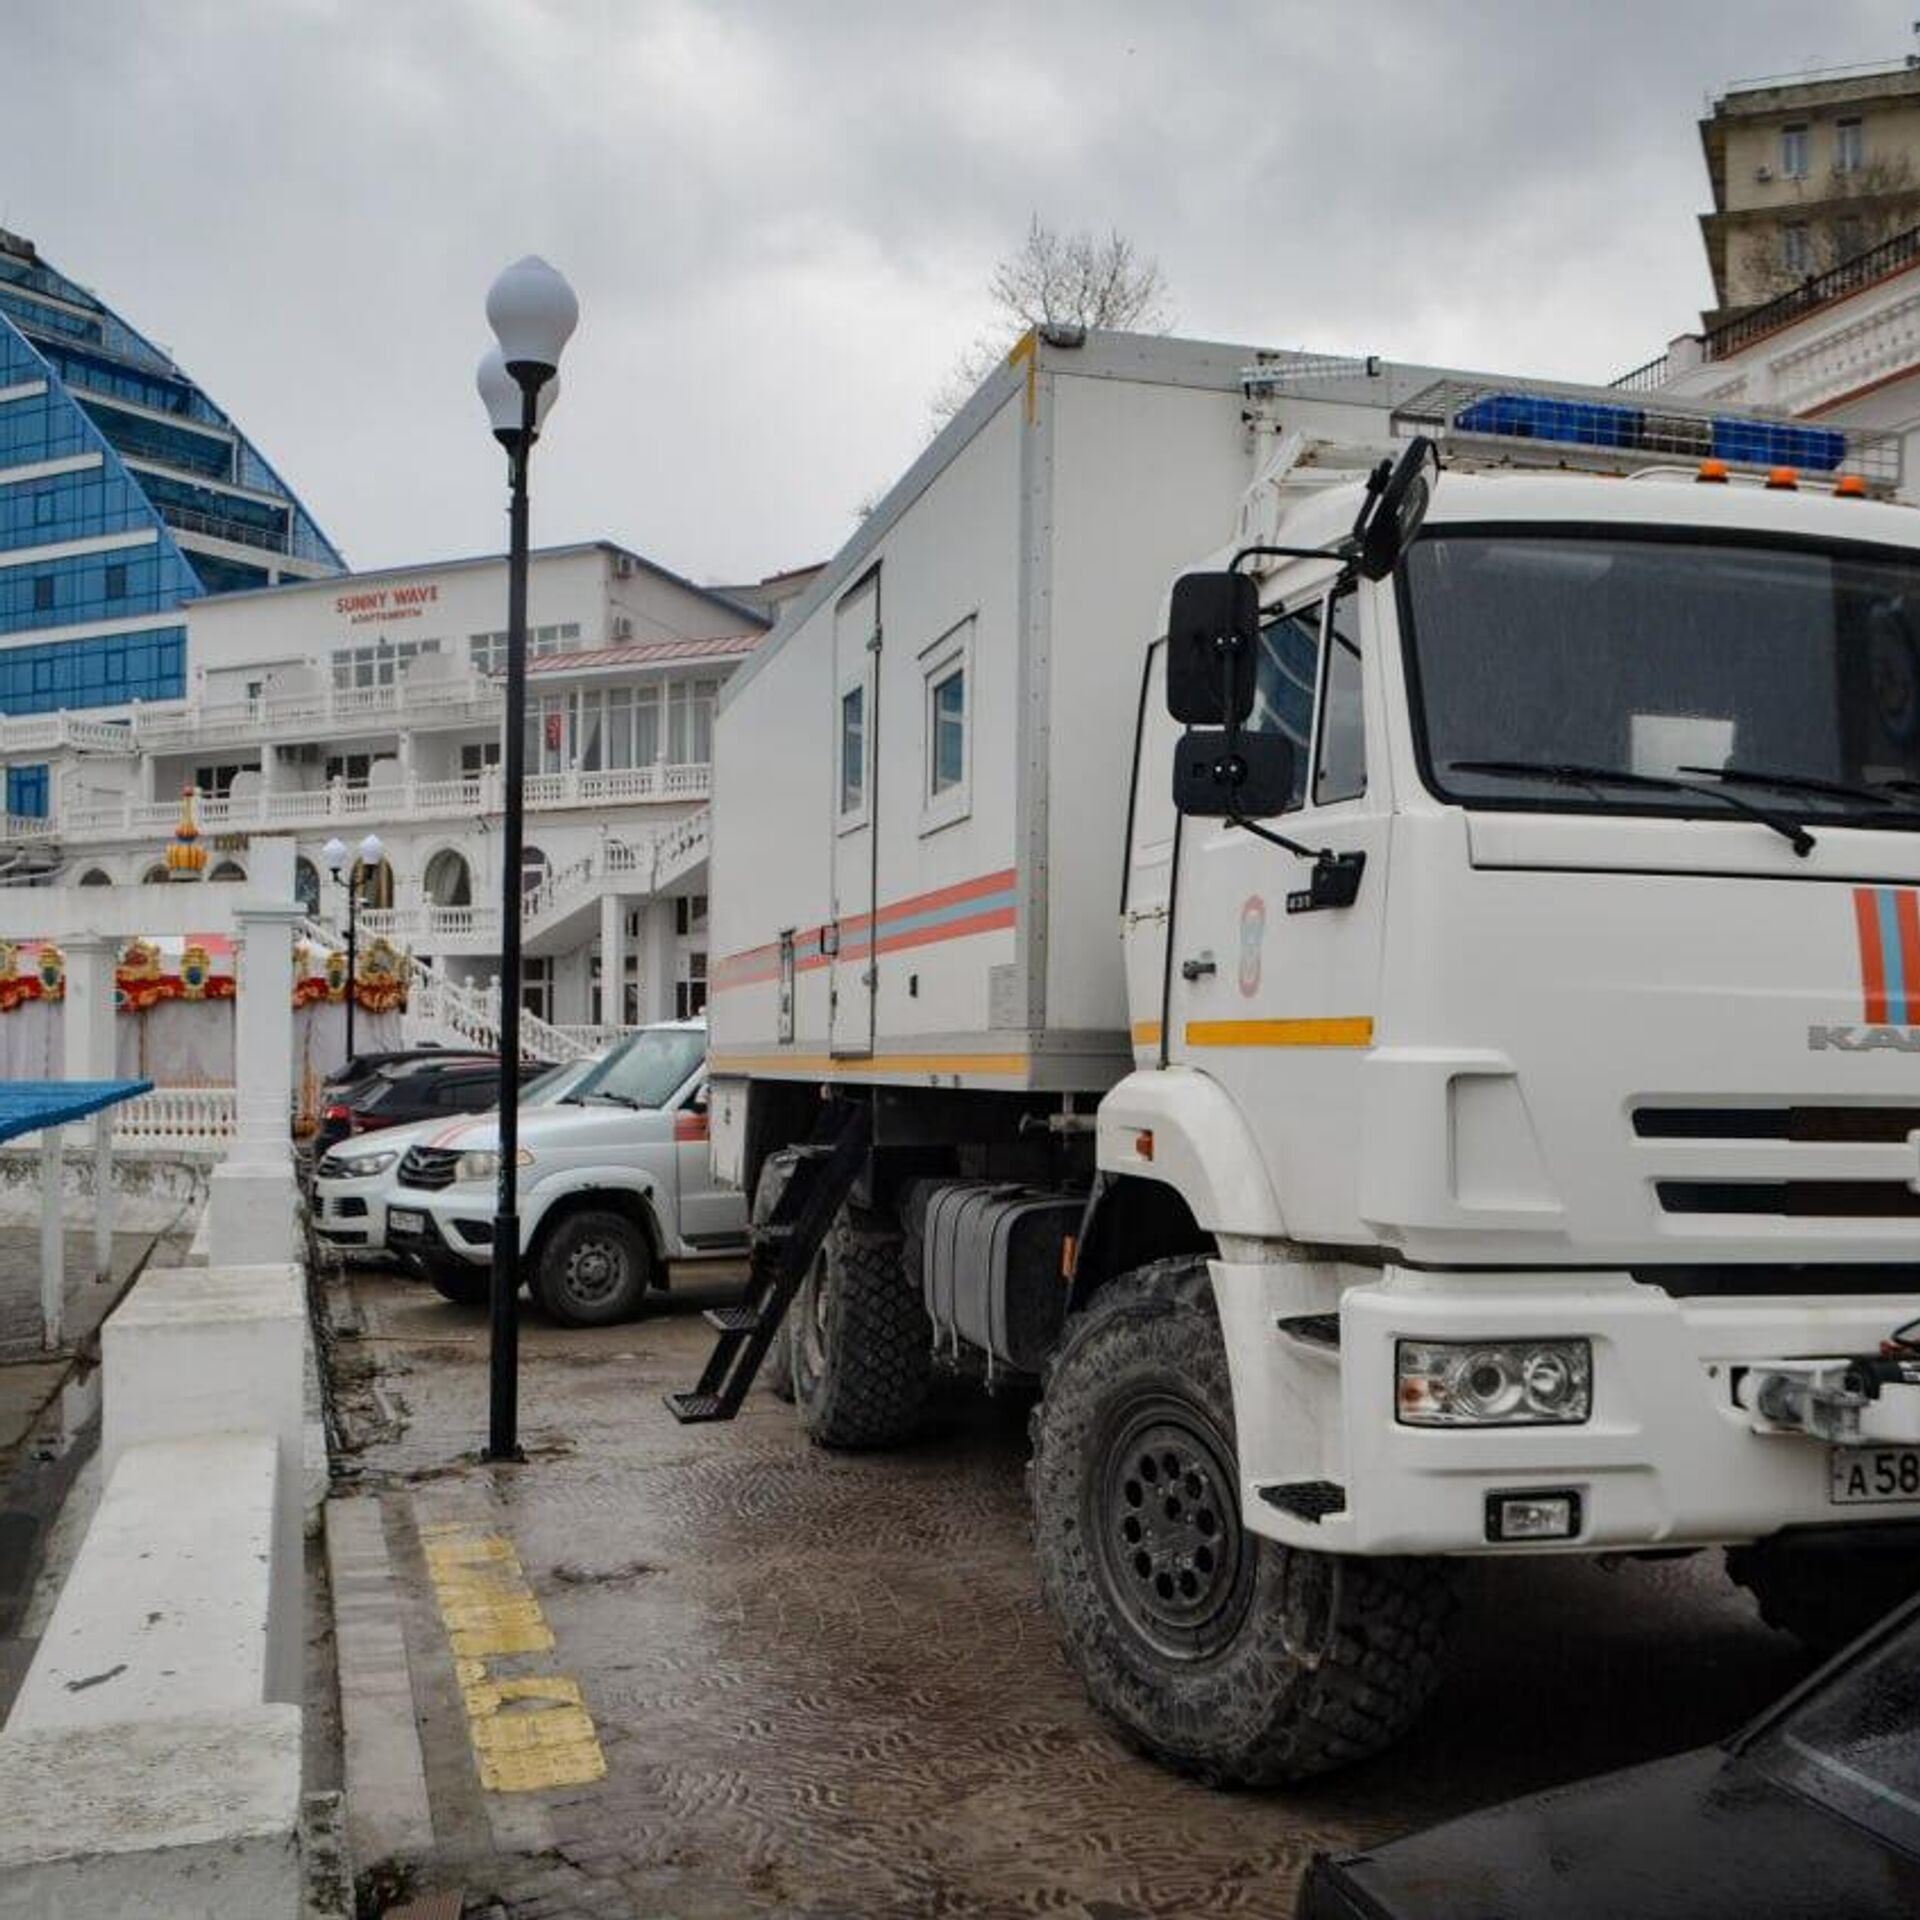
[792,1205,932,1448]
[421,1257,491,1308]
[1030,1257,1456,1786]
[534,1207,654,1328]
[1726,1540,1920,1655]
[751,1151,803,1403]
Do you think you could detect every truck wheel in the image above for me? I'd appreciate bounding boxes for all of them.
[1030,1257,1456,1786]
[751,1151,804,1403]
[535,1208,654,1328]
[791,1206,932,1448]
[1726,1540,1920,1654]
[422,1257,491,1308]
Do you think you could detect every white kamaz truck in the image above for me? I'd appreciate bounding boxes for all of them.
[675,329,1920,1786]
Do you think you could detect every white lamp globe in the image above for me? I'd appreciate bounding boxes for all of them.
[485,256,578,378]
[321,836,348,875]
[358,833,385,869]
[477,346,561,439]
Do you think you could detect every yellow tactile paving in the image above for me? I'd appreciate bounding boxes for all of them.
[421,1524,607,1792]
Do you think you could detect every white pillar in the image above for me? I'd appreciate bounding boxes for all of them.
[62,933,117,1087]
[637,899,676,1024]
[599,892,626,1027]
[207,838,302,1267]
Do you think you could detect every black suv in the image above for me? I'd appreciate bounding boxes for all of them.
[314,1053,539,1157]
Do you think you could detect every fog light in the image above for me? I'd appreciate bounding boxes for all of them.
[1486,1488,1582,1542]
[1397,1338,1591,1426]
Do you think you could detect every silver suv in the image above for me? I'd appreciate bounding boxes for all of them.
[384,1020,746,1325]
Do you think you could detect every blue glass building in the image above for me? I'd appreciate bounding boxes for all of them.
[0,228,342,813]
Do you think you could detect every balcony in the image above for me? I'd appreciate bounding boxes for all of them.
[125,672,505,751]
[50,762,712,846]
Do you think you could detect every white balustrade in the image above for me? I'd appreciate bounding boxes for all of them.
[115,1086,239,1150]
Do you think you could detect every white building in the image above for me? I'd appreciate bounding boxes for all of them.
[0,541,783,1033]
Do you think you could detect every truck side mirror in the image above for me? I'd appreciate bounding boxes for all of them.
[1172,729,1296,818]
[1166,572,1259,725]
[1354,436,1438,581]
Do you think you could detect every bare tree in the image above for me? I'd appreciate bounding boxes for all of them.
[932,215,1173,423]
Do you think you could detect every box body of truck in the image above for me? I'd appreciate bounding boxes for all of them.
[709,332,1273,1159]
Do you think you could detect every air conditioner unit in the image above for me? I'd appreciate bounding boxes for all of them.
[612,615,635,641]
[1756,164,1773,181]
[613,555,635,578]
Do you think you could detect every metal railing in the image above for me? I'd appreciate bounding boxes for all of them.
[1613,218,1920,389]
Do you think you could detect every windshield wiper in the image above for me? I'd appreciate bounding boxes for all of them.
[579,1090,642,1109]
[1448,759,1815,856]
[1679,763,1920,818]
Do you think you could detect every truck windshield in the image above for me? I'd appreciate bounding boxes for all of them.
[1747,1602,1920,1858]
[1403,532,1920,828]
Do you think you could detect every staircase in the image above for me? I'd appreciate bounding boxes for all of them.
[522,809,711,954]
[297,914,598,1065]
[668,1102,871,1423]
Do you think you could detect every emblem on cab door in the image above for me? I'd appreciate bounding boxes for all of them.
[1238,895,1266,997]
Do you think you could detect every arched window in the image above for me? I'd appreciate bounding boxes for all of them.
[141,864,170,885]
[520,845,549,897]
[208,860,247,883]
[424,847,473,907]
[77,868,112,887]
[294,856,320,917]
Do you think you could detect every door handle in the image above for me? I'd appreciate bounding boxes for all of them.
[1180,953,1217,982]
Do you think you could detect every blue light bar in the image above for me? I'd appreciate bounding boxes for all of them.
[1452,391,1850,475]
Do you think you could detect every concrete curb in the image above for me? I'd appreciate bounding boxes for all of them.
[325,1496,436,1869]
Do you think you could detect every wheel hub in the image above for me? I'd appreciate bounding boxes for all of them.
[565,1238,622,1302]
[1097,1404,1251,1661]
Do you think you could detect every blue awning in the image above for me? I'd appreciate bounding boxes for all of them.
[0,1079,153,1146]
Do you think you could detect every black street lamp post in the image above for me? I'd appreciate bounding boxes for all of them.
[477,257,577,1463]
[323,831,384,1063]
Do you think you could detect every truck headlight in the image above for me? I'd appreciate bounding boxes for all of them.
[1396,1339,1591,1427]
[453,1148,533,1182]
[323,1148,397,1180]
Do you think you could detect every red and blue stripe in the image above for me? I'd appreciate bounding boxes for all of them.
[1852,885,1920,1024]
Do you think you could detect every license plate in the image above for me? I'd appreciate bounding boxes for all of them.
[388,1208,428,1237]
[1830,1446,1920,1505]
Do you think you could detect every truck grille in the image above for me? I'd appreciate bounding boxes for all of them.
[398,1147,460,1191]
[1635,1105,1920,1142]
[1637,1103,1920,1220]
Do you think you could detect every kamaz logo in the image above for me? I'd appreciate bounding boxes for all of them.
[1808,1025,1920,1053]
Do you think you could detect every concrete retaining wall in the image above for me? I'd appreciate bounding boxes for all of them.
[0,1261,313,1914]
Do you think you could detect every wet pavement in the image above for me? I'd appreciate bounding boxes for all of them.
[328,1261,1816,1919]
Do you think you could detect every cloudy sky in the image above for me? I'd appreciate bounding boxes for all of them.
[4,2,1909,588]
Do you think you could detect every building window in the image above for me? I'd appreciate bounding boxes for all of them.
[325,753,372,788]
[105,563,126,601]
[31,576,52,613]
[6,764,48,819]
[1782,222,1812,277]
[331,636,441,691]
[521,955,553,1021]
[1781,123,1809,179]
[1834,214,1867,266]
[1836,117,1865,175]
[192,763,246,797]
[459,740,501,776]
[674,894,707,936]
[468,622,578,674]
[676,951,708,1020]
[839,683,865,816]
[667,678,716,764]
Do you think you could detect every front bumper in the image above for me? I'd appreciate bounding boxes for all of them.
[1212,1258,1920,1556]
[313,1173,394,1253]
[385,1183,505,1269]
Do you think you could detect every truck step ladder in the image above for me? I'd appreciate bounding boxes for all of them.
[665,1100,872,1424]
